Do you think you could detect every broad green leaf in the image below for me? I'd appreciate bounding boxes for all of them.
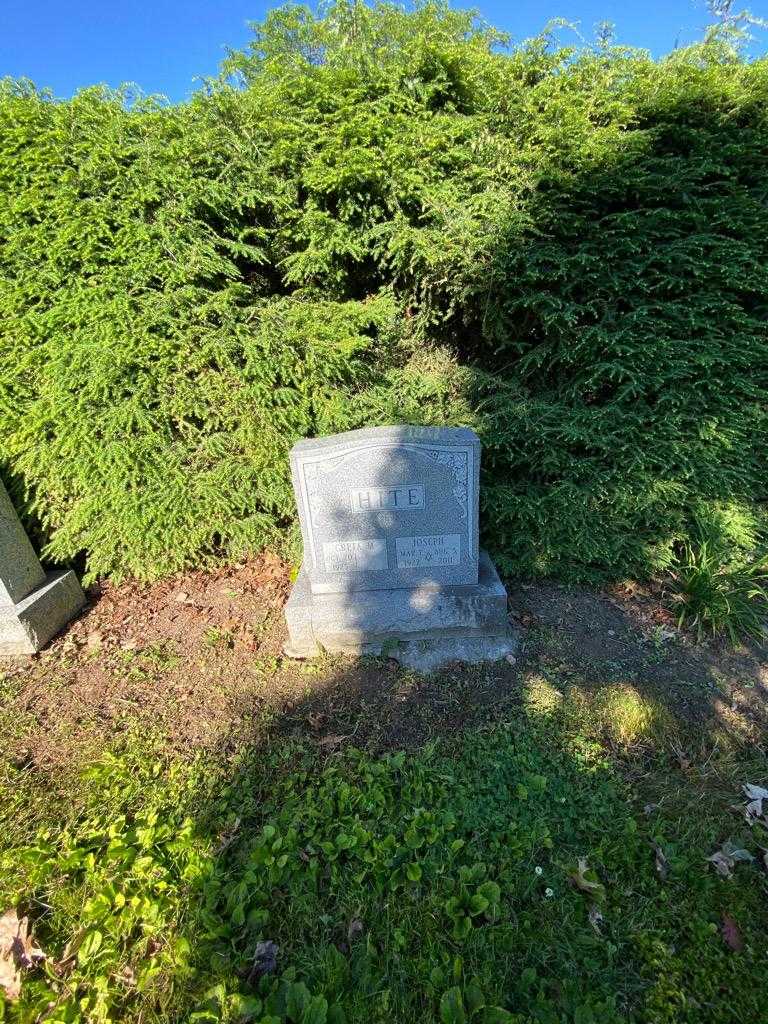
[440,987,467,1024]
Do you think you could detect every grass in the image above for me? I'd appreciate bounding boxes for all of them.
[2,673,767,1024]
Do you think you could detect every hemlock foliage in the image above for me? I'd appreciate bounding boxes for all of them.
[1,2,767,581]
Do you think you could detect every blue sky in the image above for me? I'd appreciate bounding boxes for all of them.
[1,0,765,102]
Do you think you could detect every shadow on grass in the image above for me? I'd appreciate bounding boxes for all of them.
[5,583,768,1024]
[167,631,768,1024]
[205,580,768,768]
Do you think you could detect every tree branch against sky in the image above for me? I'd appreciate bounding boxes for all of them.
[0,0,766,100]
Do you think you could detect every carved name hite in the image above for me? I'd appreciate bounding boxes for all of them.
[350,484,425,513]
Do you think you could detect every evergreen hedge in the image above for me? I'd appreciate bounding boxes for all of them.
[1,2,767,582]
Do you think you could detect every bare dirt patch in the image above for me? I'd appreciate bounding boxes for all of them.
[1,558,766,771]
[511,580,768,744]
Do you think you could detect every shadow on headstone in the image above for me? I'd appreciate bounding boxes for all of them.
[284,425,518,672]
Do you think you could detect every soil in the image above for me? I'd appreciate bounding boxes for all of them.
[1,556,766,771]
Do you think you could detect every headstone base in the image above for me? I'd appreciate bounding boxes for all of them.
[0,570,85,656]
[284,550,517,672]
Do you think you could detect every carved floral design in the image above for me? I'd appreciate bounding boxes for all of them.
[420,449,469,520]
[302,463,338,525]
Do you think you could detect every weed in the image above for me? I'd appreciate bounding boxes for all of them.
[253,655,282,678]
[204,628,234,649]
[2,691,767,1023]
[141,641,181,669]
[667,541,768,642]
[299,662,322,678]
[0,672,22,708]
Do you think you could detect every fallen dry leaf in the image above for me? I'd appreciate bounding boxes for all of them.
[568,858,606,902]
[743,783,768,827]
[316,734,347,749]
[673,747,691,770]
[707,840,754,879]
[216,816,241,854]
[247,940,278,985]
[0,909,46,1001]
[651,841,669,881]
[721,912,743,952]
[0,910,22,1000]
[588,905,604,935]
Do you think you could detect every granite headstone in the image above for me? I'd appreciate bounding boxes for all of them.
[284,426,517,671]
[0,480,85,655]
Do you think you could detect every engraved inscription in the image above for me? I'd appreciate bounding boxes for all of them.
[350,483,425,513]
[294,433,479,590]
[395,534,461,569]
[323,539,388,573]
